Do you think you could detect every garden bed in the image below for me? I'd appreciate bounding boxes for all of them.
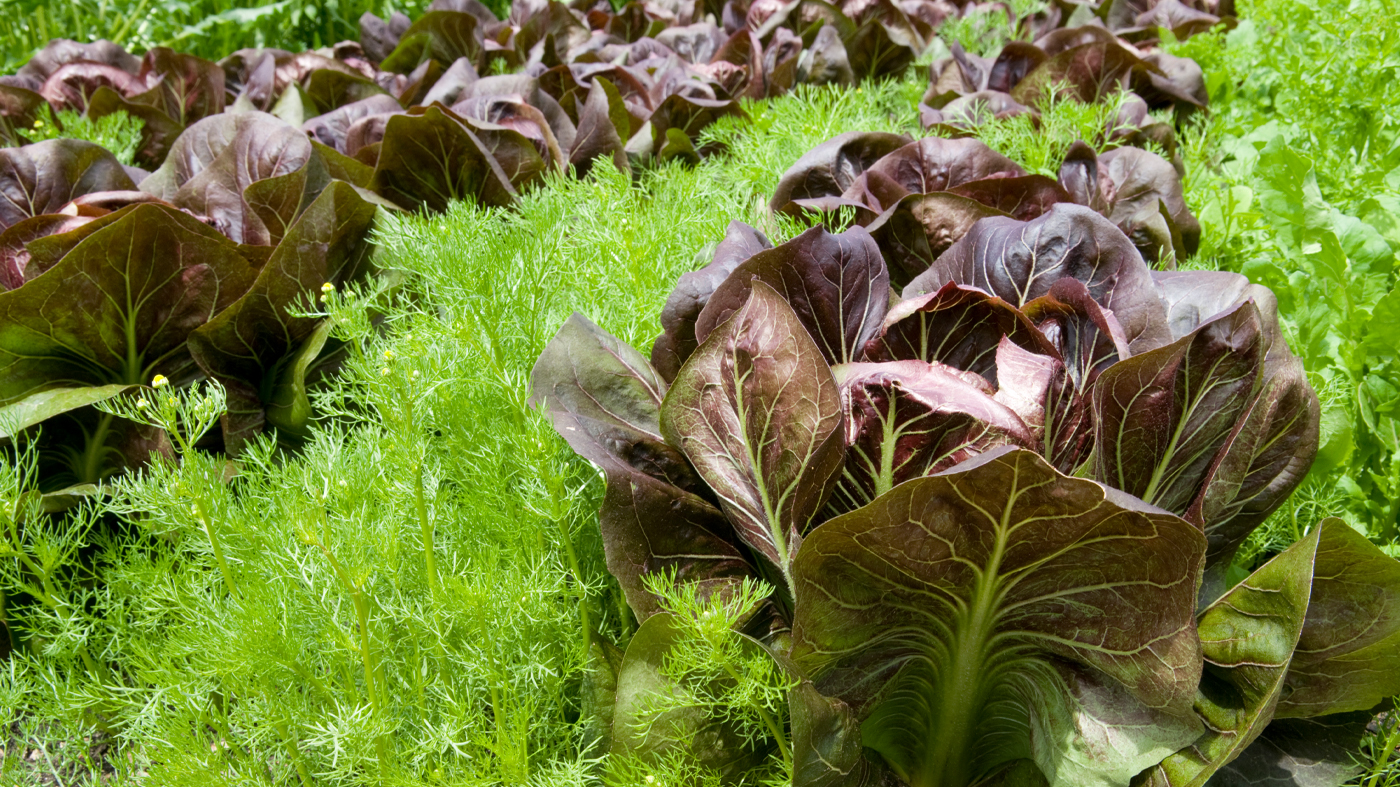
[1,0,1399,784]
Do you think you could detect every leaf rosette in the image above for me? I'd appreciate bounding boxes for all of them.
[530,195,1400,785]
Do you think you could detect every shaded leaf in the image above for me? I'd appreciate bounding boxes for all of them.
[1090,302,1264,516]
[694,225,889,366]
[1200,715,1370,787]
[864,281,1056,383]
[610,613,773,775]
[531,312,703,493]
[0,140,135,230]
[187,182,377,451]
[770,131,909,210]
[598,469,758,621]
[904,203,1171,352]
[1275,520,1400,719]
[1141,524,1321,786]
[826,359,1033,514]
[368,105,518,211]
[651,220,772,382]
[0,204,258,403]
[139,111,319,245]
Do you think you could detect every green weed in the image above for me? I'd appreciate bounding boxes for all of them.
[0,0,445,73]
[13,105,144,166]
[0,81,914,782]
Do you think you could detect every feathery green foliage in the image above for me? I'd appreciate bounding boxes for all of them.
[0,82,924,783]
[0,0,443,73]
[13,105,144,165]
[2,0,1400,779]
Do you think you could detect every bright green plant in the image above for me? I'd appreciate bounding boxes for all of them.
[1167,0,1400,548]
[11,104,143,166]
[947,87,1172,176]
[0,0,440,73]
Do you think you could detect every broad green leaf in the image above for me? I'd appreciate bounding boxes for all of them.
[1274,519,1400,719]
[188,181,377,451]
[790,681,889,787]
[1363,282,1400,362]
[265,318,333,437]
[1253,138,1327,253]
[660,282,845,595]
[303,68,387,116]
[380,11,482,74]
[0,384,136,438]
[0,204,259,403]
[1140,524,1321,786]
[791,447,1205,787]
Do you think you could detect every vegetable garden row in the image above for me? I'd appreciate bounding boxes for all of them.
[1,0,1397,784]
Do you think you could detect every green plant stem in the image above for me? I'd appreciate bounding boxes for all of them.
[107,0,150,49]
[414,461,441,604]
[1365,714,1400,787]
[275,719,316,787]
[412,459,448,661]
[76,411,117,485]
[316,538,390,778]
[553,506,591,659]
[720,661,790,766]
[194,497,237,597]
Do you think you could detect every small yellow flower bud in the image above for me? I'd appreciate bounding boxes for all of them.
[136,399,148,409]
[167,397,177,407]
[151,374,169,388]
[321,282,335,293]
[32,119,43,129]
[383,349,395,361]
[411,370,420,380]
[380,367,392,376]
